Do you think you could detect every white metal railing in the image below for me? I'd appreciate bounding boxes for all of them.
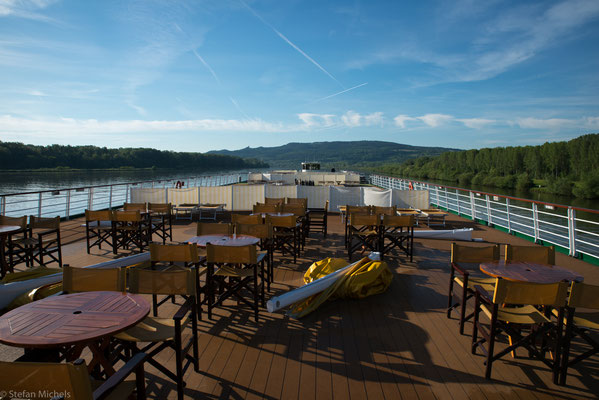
[370,174,599,260]
[0,173,246,220]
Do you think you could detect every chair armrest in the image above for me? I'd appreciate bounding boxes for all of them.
[93,352,148,400]
[473,285,492,304]
[451,262,469,277]
[36,228,59,239]
[173,297,193,322]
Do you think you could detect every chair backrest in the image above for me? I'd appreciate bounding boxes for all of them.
[30,215,60,230]
[373,206,397,216]
[236,223,272,239]
[113,210,141,222]
[265,214,296,228]
[206,244,257,264]
[324,200,329,212]
[63,264,125,293]
[350,213,379,226]
[382,215,414,227]
[264,197,285,205]
[197,222,233,236]
[149,243,199,263]
[286,197,307,207]
[0,359,94,399]
[451,243,499,264]
[128,268,195,296]
[567,282,599,309]
[124,202,147,212]
[149,202,171,214]
[0,215,28,229]
[347,205,371,216]
[493,279,568,307]
[85,209,113,222]
[253,203,279,213]
[504,245,555,265]
[231,214,262,225]
[281,203,306,216]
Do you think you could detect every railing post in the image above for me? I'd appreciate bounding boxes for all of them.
[88,188,93,210]
[37,192,43,217]
[109,185,113,209]
[455,190,460,215]
[568,207,577,257]
[506,198,511,233]
[125,184,130,206]
[470,192,476,220]
[1,195,5,216]
[532,203,540,243]
[65,190,71,220]
[486,195,492,226]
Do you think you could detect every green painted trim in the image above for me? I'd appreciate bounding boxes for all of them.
[431,201,599,266]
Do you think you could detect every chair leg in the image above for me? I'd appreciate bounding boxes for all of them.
[174,321,184,400]
[459,285,468,335]
[253,267,259,323]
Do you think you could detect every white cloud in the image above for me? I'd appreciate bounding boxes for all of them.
[584,116,599,129]
[457,118,496,129]
[515,117,573,129]
[393,115,416,128]
[0,115,289,138]
[416,113,453,127]
[0,0,57,21]
[363,112,384,126]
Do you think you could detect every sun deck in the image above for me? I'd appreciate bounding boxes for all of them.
[2,212,598,399]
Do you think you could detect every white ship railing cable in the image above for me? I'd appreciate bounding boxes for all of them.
[0,173,246,220]
[369,174,599,263]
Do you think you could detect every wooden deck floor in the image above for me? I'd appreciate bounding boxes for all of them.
[2,212,599,399]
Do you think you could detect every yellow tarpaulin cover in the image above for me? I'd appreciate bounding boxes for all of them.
[289,257,393,318]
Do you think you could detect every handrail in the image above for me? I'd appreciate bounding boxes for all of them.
[369,174,599,261]
[0,172,247,220]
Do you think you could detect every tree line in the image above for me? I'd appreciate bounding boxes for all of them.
[372,134,599,199]
[0,142,269,171]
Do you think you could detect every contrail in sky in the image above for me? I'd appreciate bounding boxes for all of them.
[312,82,368,102]
[240,0,344,89]
[191,48,221,85]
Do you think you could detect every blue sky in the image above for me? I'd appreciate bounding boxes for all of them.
[1,0,598,152]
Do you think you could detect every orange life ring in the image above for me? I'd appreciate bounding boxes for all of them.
[409,182,414,190]
[175,180,182,189]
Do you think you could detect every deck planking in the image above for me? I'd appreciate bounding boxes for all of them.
[1,211,598,399]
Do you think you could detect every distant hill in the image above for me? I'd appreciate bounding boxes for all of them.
[208,141,458,169]
[0,142,268,171]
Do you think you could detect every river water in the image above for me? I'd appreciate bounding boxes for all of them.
[0,169,255,196]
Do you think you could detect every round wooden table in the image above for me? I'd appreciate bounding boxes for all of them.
[480,261,584,284]
[0,291,150,375]
[188,234,260,247]
[0,225,21,277]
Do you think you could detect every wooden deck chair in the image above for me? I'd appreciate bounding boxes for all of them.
[124,202,147,212]
[0,355,148,400]
[380,215,414,262]
[148,243,203,319]
[308,200,328,237]
[85,210,115,254]
[344,205,371,248]
[149,203,173,244]
[1,215,30,272]
[115,268,199,400]
[264,197,285,205]
[447,243,499,335]
[27,215,62,267]
[347,213,380,261]
[505,244,556,265]
[559,282,599,385]
[286,197,307,208]
[206,244,266,322]
[281,203,308,250]
[63,264,126,293]
[266,214,299,263]
[113,210,150,253]
[253,203,279,214]
[231,213,262,225]
[235,222,273,289]
[197,222,233,236]
[471,279,568,381]
[372,206,397,216]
